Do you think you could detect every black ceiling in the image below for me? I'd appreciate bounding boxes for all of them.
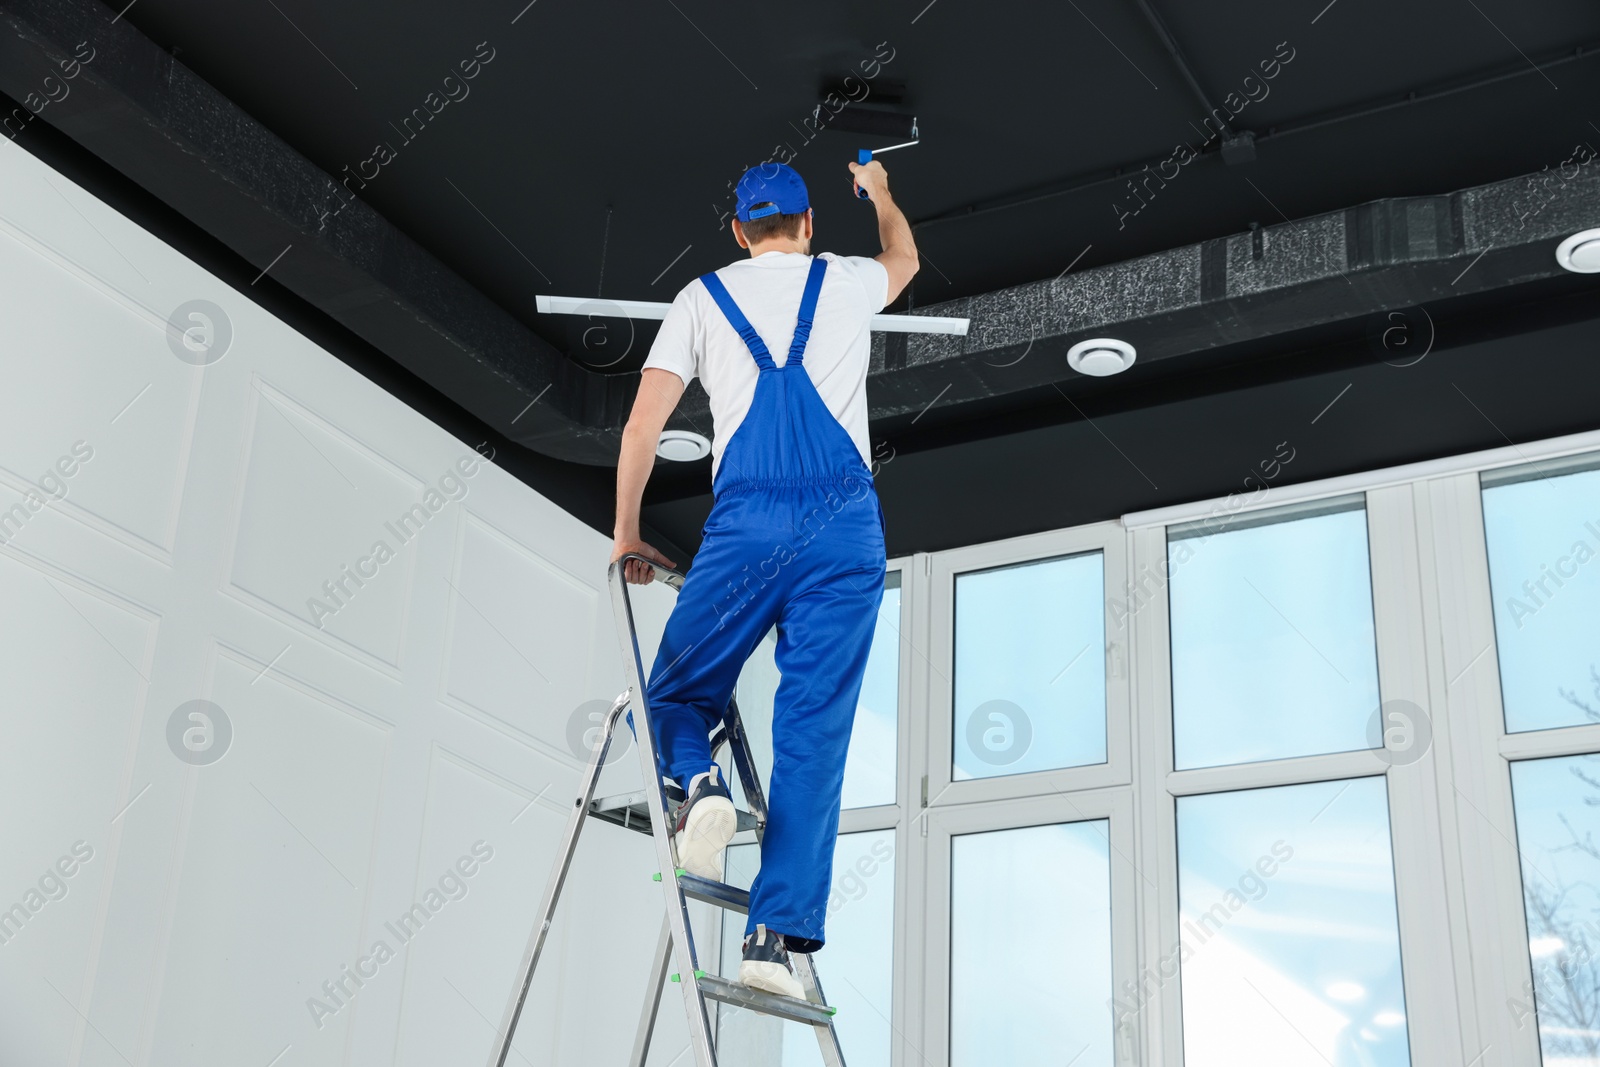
[7,0,1600,559]
[106,0,1600,305]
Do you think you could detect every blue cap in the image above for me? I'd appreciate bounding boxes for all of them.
[735,163,810,222]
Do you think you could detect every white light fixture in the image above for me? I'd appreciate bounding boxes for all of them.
[656,429,710,462]
[535,294,969,336]
[1556,228,1600,273]
[1067,337,1137,377]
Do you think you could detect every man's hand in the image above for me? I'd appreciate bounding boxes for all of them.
[611,538,676,585]
[848,158,889,202]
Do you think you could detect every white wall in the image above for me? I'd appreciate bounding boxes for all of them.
[0,138,693,1067]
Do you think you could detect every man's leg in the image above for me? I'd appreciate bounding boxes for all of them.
[642,532,784,791]
[745,560,885,952]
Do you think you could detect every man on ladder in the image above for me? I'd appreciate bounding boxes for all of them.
[611,158,918,997]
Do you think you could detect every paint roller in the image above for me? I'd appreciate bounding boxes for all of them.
[854,122,920,200]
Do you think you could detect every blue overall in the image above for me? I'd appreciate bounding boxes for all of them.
[645,256,886,952]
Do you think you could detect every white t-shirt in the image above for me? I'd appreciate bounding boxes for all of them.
[642,251,889,481]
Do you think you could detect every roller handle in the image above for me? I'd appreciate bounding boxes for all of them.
[855,148,872,199]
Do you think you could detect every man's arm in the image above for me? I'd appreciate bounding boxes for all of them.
[611,367,685,584]
[847,159,919,306]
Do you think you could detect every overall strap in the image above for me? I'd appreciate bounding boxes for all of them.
[699,271,776,371]
[785,256,829,368]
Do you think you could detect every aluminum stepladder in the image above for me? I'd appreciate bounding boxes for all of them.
[487,553,848,1067]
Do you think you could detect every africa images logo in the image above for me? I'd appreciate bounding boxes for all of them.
[965,699,1032,767]
[166,700,233,766]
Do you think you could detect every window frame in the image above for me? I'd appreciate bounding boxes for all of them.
[925,521,1132,809]
[839,555,914,829]
[918,788,1140,1067]
[1161,491,1386,773]
[1130,486,1469,1067]
[1433,457,1600,1067]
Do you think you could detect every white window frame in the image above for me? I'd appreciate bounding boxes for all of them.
[1130,480,1470,1067]
[893,522,1135,1066]
[840,555,916,833]
[793,425,1600,1067]
[923,522,1133,808]
[1428,456,1600,1067]
[919,788,1140,1066]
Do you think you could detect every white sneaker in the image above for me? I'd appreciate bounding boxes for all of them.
[673,767,736,881]
[739,924,805,999]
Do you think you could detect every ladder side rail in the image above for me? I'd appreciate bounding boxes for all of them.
[722,695,770,833]
[792,952,850,1067]
[610,556,721,1066]
[628,917,674,1067]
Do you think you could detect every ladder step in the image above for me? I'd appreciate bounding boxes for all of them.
[697,974,837,1026]
[590,789,761,837]
[676,872,749,913]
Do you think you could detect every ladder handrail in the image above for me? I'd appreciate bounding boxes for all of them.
[610,551,685,592]
[604,552,721,1060]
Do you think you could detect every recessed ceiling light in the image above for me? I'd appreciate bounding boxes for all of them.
[1556,228,1600,273]
[656,429,710,462]
[1067,337,1137,377]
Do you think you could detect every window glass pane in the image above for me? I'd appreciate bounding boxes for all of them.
[717,830,895,1067]
[1508,753,1600,1061]
[952,553,1106,780]
[1175,778,1410,1067]
[848,573,901,808]
[732,572,900,809]
[1481,461,1600,733]
[950,821,1113,1066]
[1168,504,1382,770]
